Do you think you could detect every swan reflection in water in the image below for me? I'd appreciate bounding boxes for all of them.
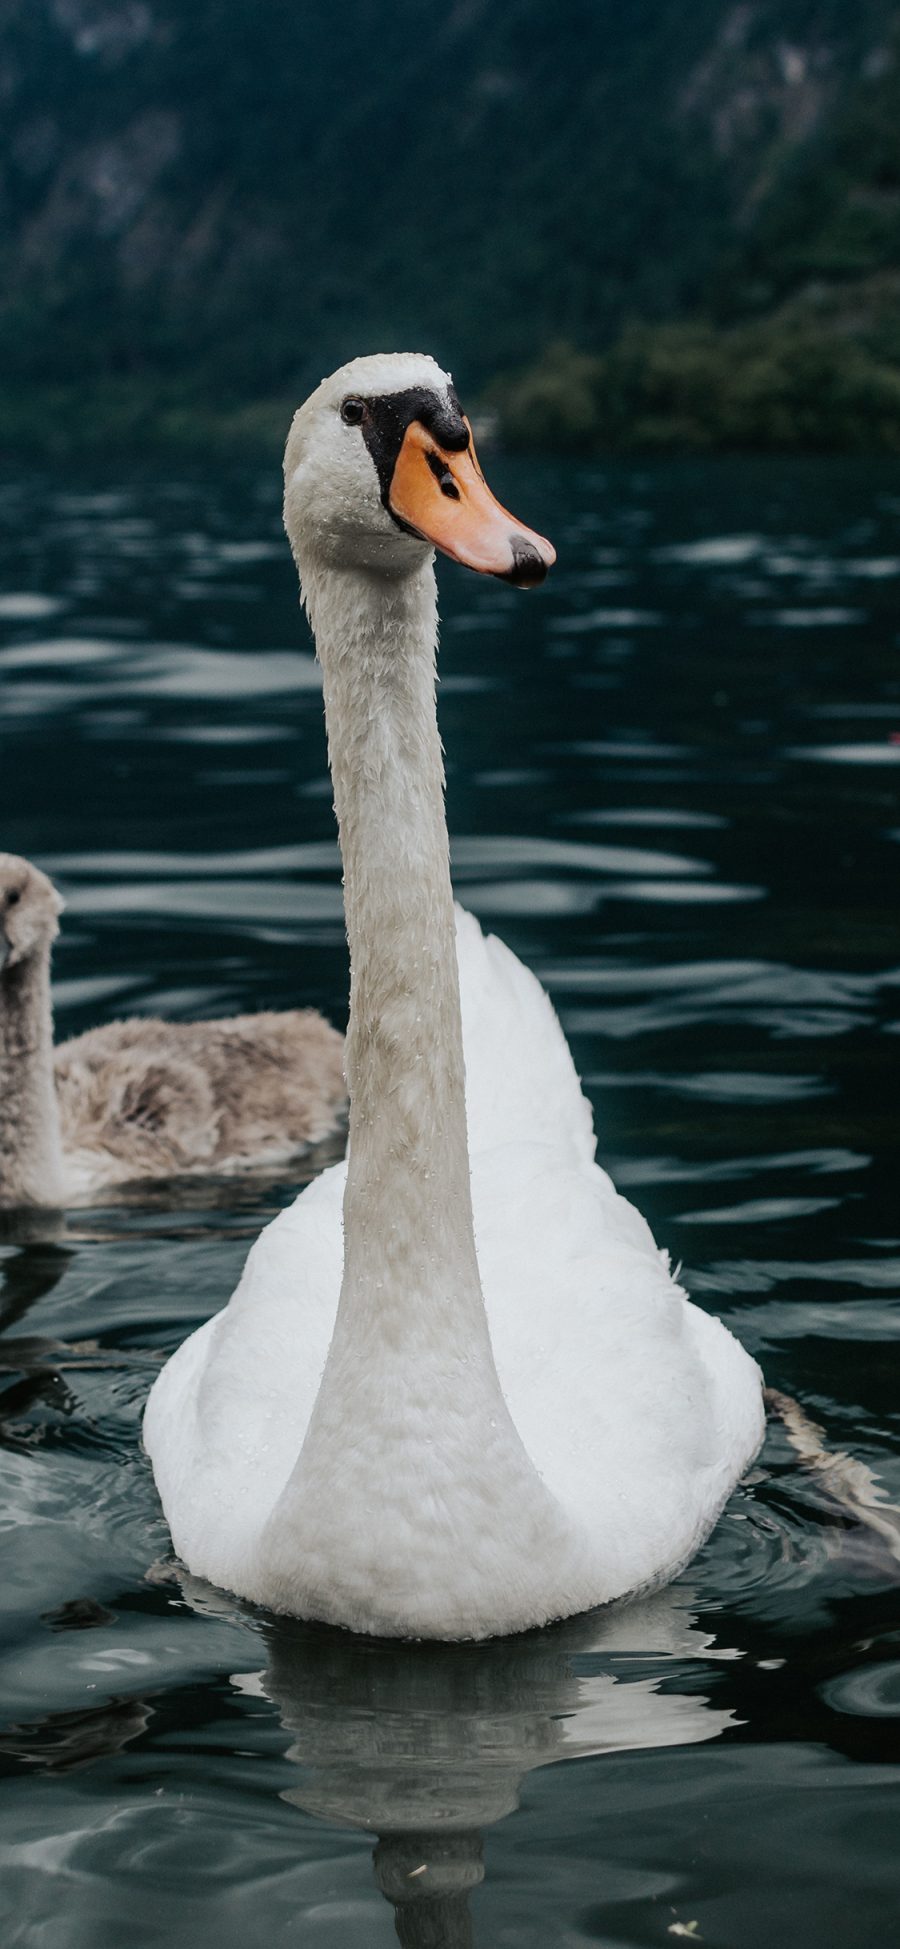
[221,1585,739,1948]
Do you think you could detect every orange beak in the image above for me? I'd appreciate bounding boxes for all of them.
[388,419,555,587]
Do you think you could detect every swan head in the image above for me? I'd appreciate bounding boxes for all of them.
[0,854,63,972]
[284,352,555,587]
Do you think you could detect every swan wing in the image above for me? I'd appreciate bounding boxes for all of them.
[456,905,596,1167]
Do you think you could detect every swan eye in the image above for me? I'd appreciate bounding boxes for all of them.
[6,889,20,906]
[340,397,366,427]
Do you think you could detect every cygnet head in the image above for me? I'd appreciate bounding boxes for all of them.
[284,352,555,587]
[0,855,63,972]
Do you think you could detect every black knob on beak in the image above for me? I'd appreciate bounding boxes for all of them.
[504,536,550,588]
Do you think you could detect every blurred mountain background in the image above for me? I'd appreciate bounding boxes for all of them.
[1,0,899,454]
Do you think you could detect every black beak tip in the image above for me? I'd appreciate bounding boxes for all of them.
[501,536,550,589]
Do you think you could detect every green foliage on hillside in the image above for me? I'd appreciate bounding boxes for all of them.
[492,15,900,452]
[0,0,898,452]
[492,284,900,453]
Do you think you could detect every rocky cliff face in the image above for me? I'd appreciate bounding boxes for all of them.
[0,0,896,403]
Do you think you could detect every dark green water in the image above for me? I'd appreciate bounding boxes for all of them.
[1,456,899,1948]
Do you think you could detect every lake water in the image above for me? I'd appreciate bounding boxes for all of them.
[1,454,899,1948]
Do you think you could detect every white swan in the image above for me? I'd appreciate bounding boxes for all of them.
[0,853,345,1206]
[144,352,765,1640]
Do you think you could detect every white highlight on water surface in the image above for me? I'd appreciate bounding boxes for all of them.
[0,592,64,620]
[655,535,762,566]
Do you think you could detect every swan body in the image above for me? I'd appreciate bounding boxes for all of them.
[145,353,765,1639]
[0,854,346,1206]
[146,907,763,1637]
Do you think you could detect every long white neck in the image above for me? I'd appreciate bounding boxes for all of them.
[261,549,579,1636]
[307,556,492,1365]
[0,947,66,1207]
